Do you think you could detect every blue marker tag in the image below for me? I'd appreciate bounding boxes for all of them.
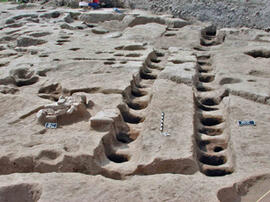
[113,8,122,13]
[45,122,57,129]
[238,120,256,126]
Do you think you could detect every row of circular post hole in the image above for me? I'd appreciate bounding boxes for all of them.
[105,51,164,164]
[194,27,232,176]
[200,25,225,47]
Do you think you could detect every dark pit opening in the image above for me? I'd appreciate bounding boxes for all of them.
[203,29,216,38]
[115,46,124,50]
[194,46,207,51]
[116,132,134,144]
[206,30,216,36]
[39,54,49,58]
[199,140,210,147]
[107,153,129,163]
[198,69,209,73]
[199,74,215,83]
[219,77,241,85]
[171,60,184,64]
[198,140,226,153]
[127,100,148,110]
[201,117,223,126]
[126,53,141,57]
[30,32,51,38]
[204,169,231,177]
[201,98,218,106]
[131,88,147,97]
[202,26,217,37]
[122,112,143,123]
[196,98,218,111]
[199,154,226,166]
[104,61,115,65]
[140,70,157,80]
[118,105,144,124]
[114,53,124,56]
[164,33,176,37]
[155,51,165,57]
[198,60,211,66]
[60,36,70,39]
[214,146,224,152]
[196,84,213,92]
[166,28,178,31]
[38,83,61,94]
[57,39,70,43]
[197,55,211,60]
[38,94,59,102]
[151,58,161,63]
[245,49,270,58]
[198,140,210,151]
[37,70,48,77]
[69,48,80,51]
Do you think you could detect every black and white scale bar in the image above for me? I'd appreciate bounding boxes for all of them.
[160,112,165,132]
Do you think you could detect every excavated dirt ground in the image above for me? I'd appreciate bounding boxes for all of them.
[0,2,270,202]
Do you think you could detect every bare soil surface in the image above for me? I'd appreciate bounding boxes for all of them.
[120,0,270,30]
[0,2,270,202]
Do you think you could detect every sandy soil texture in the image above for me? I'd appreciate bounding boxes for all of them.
[118,0,270,29]
[0,2,270,202]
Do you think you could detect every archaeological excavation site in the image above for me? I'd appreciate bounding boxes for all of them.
[0,0,270,201]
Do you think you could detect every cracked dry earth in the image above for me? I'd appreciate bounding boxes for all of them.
[0,2,270,202]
